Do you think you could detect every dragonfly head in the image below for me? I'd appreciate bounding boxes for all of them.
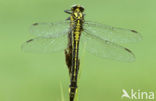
[71,5,84,12]
[71,5,84,20]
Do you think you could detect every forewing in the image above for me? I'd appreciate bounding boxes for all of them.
[21,34,68,53]
[80,31,135,62]
[84,21,142,44]
[30,21,70,38]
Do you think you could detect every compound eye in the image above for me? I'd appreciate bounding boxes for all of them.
[79,7,84,12]
[71,6,77,11]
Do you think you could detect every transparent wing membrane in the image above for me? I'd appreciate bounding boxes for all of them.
[30,21,70,38]
[81,31,135,62]
[21,34,68,53]
[84,21,142,44]
[22,20,140,61]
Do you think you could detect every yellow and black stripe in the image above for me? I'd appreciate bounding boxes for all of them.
[65,4,84,101]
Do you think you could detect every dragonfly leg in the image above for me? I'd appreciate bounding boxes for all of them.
[66,17,70,20]
[64,10,72,14]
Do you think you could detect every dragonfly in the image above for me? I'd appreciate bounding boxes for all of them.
[22,4,142,101]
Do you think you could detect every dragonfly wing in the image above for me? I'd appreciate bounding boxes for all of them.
[84,21,142,44]
[80,31,135,62]
[21,34,68,53]
[30,21,70,38]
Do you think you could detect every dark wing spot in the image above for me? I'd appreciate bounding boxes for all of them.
[33,23,39,26]
[131,30,138,33]
[26,39,34,43]
[125,48,132,53]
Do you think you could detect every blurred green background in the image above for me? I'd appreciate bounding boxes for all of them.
[0,0,156,101]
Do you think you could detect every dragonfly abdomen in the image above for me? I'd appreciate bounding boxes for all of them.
[69,19,82,101]
[69,81,77,101]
